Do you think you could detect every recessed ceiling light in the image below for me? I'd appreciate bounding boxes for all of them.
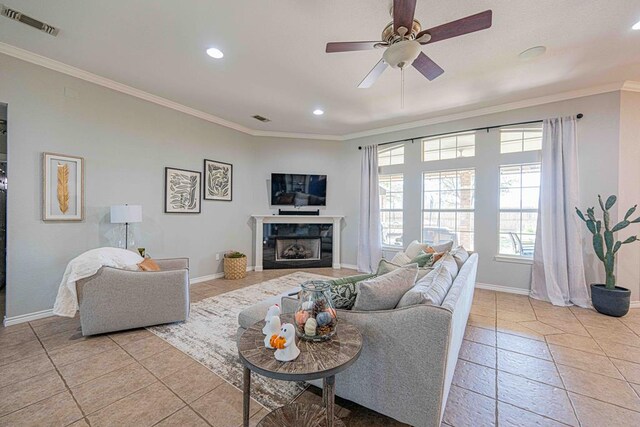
[206,47,224,59]
[518,46,546,61]
[313,109,324,116]
[633,20,640,30]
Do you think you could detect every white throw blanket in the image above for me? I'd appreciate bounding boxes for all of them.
[53,247,143,317]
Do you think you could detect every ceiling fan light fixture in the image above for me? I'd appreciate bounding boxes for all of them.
[383,40,421,69]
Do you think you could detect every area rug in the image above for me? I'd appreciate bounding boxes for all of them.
[147,271,330,410]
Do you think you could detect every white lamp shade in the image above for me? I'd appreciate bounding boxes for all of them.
[110,205,142,223]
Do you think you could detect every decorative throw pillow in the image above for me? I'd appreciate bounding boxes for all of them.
[352,265,418,311]
[397,263,455,308]
[328,273,376,310]
[409,250,436,268]
[377,259,432,281]
[428,240,454,253]
[138,258,161,272]
[405,240,429,259]
[390,251,412,265]
[449,246,470,269]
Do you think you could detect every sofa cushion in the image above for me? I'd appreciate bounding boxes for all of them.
[409,250,437,268]
[390,251,412,265]
[405,240,429,259]
[428,240,454,254]
[450,246,470,270]
[352,265,418,311]
[328,273,376,310]
[237,287,299,329]
[377,259,433,281]
[396,263,454,308]
[435,253,459,279]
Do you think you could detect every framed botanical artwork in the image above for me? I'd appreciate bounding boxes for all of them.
[165,167,201,213]
[203,159,232,201]
[42,153,84,221]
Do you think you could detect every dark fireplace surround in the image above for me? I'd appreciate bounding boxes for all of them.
[262,223,333,269]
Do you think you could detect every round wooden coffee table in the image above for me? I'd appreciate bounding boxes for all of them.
[237,316,362,427]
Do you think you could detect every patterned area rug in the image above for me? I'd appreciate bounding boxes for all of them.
[147,271,329,410]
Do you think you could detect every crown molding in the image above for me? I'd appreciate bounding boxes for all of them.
[1,42,636,142]
[341,82,629,140]
[0,42,340,141]
[621,81,640,92]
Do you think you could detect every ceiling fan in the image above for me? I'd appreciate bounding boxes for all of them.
[326,1,493,89]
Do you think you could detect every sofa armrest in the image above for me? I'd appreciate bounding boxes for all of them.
[154,258,189,271]
[77,266,190,336]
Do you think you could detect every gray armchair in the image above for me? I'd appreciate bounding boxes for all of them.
[76,258,190,336]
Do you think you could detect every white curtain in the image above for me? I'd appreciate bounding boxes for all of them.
[357,145,382,273]
[530,116,590,307]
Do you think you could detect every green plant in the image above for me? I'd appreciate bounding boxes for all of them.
[225,251,246,258]
[576,195,640,289]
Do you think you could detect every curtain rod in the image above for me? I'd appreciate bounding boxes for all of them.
[358,113,584,150]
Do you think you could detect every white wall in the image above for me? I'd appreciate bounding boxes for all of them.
[341,92,622,291]
[0,53,352,320]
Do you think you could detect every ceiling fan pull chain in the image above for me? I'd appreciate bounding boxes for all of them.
[401,67,405,109]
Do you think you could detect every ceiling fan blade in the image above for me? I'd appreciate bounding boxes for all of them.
[326,41,381,53]
[393,0,417,34]
[412,52,444,81]
[358,59,388,88]
[416,10,492,44]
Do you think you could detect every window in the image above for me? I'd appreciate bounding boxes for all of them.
[500,124,542,153]
[379,174,403,247]
[378,144,404,166]
[499,163,541,257]
[422,169,475,250]
[423,132,475,162]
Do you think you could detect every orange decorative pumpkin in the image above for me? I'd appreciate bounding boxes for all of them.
[270,334,286,350]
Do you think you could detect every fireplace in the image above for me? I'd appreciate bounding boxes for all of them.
[262,223,332,269]
[275,238,322,262]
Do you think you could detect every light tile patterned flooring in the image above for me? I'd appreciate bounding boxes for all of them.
[1,270,640,426]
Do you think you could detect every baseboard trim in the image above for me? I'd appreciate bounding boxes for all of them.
[475,282,531,296]
[4,309,55,327]
[631,301,640,309]
[189,266,255,285]
[340,263,358,270]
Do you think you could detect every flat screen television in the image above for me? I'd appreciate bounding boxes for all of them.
[271,173,327,206]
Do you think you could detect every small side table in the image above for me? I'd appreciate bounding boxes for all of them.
[238,316,362,427]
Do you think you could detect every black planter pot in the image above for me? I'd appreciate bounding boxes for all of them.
[590,284,631,317]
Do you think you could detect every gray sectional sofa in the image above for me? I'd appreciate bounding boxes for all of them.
[237,253,478,427]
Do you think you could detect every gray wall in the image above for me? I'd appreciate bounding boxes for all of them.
[0,54,352,319]
[340,92,622,291]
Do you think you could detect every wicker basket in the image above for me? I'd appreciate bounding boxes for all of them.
[224,256,247,280]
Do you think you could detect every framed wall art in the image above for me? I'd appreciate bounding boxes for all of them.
[164,167,201,213]
[203,159,232,201]
[42,153,84,221]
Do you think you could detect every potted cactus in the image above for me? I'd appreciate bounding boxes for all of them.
[576,195,640,316]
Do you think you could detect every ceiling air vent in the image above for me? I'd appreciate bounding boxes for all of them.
[1,4,59,36]
[252,115,271,123]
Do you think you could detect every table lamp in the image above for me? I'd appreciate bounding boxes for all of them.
[110,204,142,249]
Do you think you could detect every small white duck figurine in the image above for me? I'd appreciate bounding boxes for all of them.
[263,304,282,349]
[274,323,300,362]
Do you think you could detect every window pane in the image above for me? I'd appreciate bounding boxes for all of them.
[499,212,521,233]
[378,144,405,165]
[422,168,475,250]
[379,173,403,246]
[500,124,543,153]
[498,163,541,257]
[423,132,476,161]
[500,188,521,209]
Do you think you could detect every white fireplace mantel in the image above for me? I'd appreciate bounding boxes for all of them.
[251,214,344,271]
